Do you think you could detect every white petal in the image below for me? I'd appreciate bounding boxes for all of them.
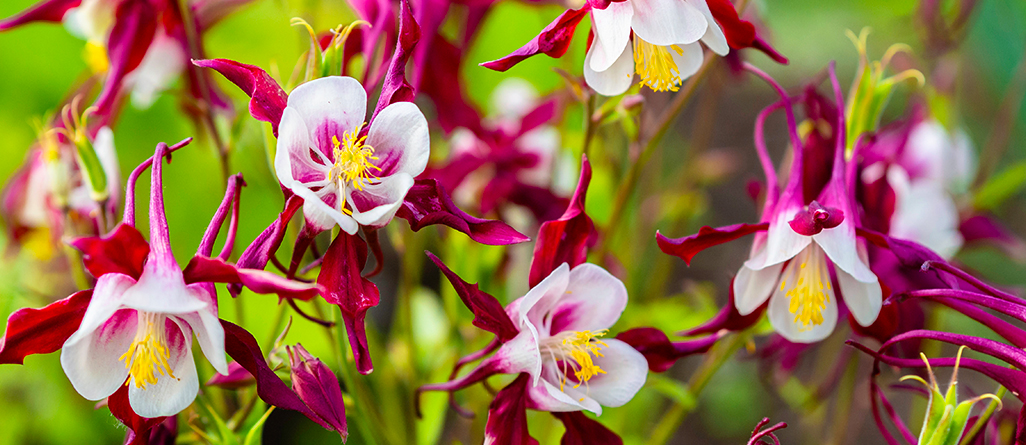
[836,267,882,327]
[767,259,838,343]
[630,0,707,46]
[275,107,329,186]
[291,181,360,234]
[529,364,601,414]
[365,102,430,178]
[733,261,782,315]
[128,318,199,418]
[348,173,414,227]
[584,41,635,97]
[128,33,186,109]
[889,174,963,259]
[493,329,543,381]
[669,41,704,80]
[813,221,877,283]
[120,262,208,315]
[550,263,628,333]
[589,2,634,72]
[686,0,728,55]
[179,284,228,375]
[581,339,647,408]
[61,309,135,400]
[67,273,136,345]
[744,207,810,270]
[518,263,572,336]
[286,76,367,138]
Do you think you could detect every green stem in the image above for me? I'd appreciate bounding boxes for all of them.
[321,304,386,445]
[647,331,746,445]
[595,57,715,260]
[582,94,598,159]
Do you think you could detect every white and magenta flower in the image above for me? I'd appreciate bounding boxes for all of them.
[274,76,430,234]
[482,0,787,96]
[658,64,883,343]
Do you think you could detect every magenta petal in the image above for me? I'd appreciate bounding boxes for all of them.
[480,7,590,72]
[371,0,420,120]
[193,58,289,135]
[94,0,159,117]
[960,214,1026,259]
[0,290,91,364]
[426,252,519,343]
[528,156,595,287]
[681,281,766,336]
[122,416,177,445]
[317,232,379,375]
[182,255,322,301]
[656,222,769,266]
[484,373,538,445]
[553,411,623,445]
[787,201,843,236]
[396,178,529,246]
[287,344,348,439]
[616,327,721,373]
[221,320,336,429]
[206,361,256,389]
[0,0,81,31]
[420,34,484,134]
[69,224,151,280]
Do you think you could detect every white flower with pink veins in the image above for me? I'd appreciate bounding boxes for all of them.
[274,76,430,234]
[585,0,728,96]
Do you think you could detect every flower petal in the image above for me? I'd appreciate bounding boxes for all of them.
[179,285,228,375]
[813,221,877,283]
[744,208,810,270]
[61,309,135,400]
[193,59,289,135]
[733,261,782,316]
[348,173,415,227]
[292,182,359,234]
[0,290,92,364]
[767,267,838,343]
[669,41,704,80]
[630,0,707,46]
[686,0,728,55]
[483,374,538,445]
[128,317,198,418]
[481,7,590,72]
[365,101,429,178]
[583,41,635,97]
[518,263,571,336]
[275,107,328,186]
[68,273,136,344]
[835,266,882,327]
[529,157,595,287]
[581,338,647,408]
[396,178,530,245]
[549,263,627,334]
[427,252,519,342]
[119,264,208,315]
[589,2,634,72]
[287,76,367,160]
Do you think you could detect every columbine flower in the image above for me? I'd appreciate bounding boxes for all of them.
[482,0,786,96]
[275,75,429,234]
[657,63,882,343]
[0,139,320,431]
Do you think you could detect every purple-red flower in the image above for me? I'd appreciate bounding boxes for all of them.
[287,343,348,440]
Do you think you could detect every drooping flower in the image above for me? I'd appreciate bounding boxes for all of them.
[0,0,249,116]
[0,139,322,439]
[657,63,883,343]
[196,0,528,376]
[482,0,787,96]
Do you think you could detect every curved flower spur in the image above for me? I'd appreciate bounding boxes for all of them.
[0,139,322,440]
[195,0,528,376]
[656,62,883,343]
[417,157,648,444]
[481,0,787,96]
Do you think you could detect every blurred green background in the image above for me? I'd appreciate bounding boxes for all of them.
[0,0,1024,443]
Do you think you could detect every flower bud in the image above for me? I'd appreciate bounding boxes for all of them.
[287,344,348,440]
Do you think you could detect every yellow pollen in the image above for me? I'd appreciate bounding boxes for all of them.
[119,312,176,389]
[327,123,381,215]
[84,40,109,74]
[633,37,685,92]
[543,330,609,401]
[778,245,833,331]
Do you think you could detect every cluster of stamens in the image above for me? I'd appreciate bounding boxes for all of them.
[326,123,381,215]
[119,311,177,389]
[780,245,833,331]
[542,329,609,401]
[633,37,685,92]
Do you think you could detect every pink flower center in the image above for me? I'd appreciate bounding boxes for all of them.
[119,311,177,389]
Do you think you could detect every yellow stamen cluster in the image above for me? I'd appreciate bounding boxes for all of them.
[327,123,381,215]
[780,245,833,331]
[543,329,609,401]
[633,37,685,92]
[119,312,176,389]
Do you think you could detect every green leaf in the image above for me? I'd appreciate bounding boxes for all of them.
[243,406,276,445]
[974,161,1026,210]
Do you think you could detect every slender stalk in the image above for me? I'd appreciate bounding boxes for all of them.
[648,331,746,445]
[582,94,598,158]
[596,57,715,260]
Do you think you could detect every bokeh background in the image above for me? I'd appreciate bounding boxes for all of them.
[0,0,1024,443]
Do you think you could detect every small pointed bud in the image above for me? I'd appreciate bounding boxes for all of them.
[287,344,348,440]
